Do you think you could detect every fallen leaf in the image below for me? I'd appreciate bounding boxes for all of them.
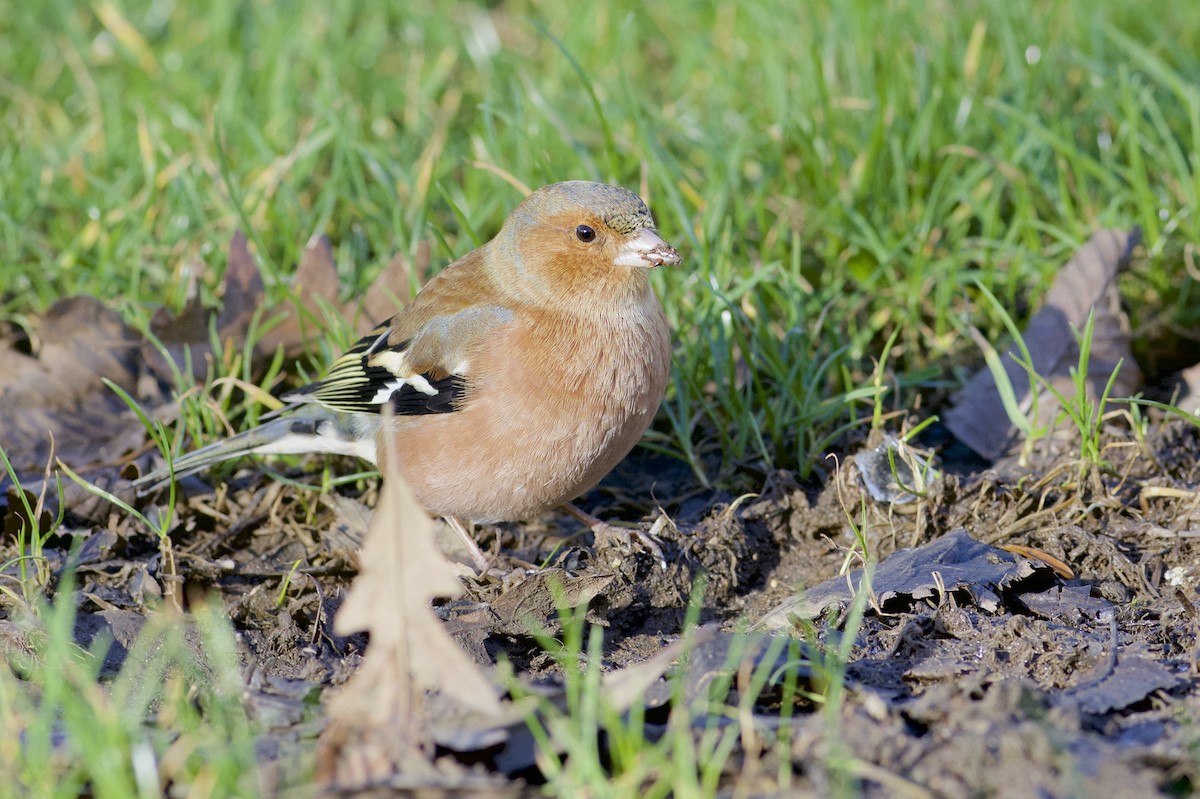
[147,231,421,381]
[1165,361,1200,415]
[1056,652,1184,715]
[146,231,265,383]
[359,242,429,326]
[1015,584,1114,622]
[668,628,810,707]
[257,235,420,358]
[73,608,147,678]
[944,229,1143,460]
[321,493,371,554]
[317,408,503,790]
[0,297,162,514]
[254,235,343,359]
[755,528,1058,631]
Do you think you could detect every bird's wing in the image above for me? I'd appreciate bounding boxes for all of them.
[284,297,515,416]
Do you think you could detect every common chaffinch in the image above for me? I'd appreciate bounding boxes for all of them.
[135,181,680,570]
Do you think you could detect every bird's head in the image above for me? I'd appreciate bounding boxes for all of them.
[493,181,681,304]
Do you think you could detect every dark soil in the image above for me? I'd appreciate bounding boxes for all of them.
[4,414,1200,797]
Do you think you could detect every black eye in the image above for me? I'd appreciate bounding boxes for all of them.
[575,224,596,243]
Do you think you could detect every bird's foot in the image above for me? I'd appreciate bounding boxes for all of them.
[446,515,494,574]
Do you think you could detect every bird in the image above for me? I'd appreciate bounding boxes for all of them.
[134,180,681,571]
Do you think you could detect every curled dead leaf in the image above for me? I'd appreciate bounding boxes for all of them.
[944,228,1142,461]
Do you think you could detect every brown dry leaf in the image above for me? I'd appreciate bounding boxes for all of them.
[359,242,429,325]
[943,228,1143,460]
[146,230,265,383]
[257,236,423,358]
[318,415,503,789]
[0,296,162,514]
[149,232,422,378]
[254,235,342,359]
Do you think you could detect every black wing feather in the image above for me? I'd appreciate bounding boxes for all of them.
[285,318,471,416]
[390,374,466,415]
[294,364,466,416]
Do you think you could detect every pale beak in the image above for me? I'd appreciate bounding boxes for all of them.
[613,228,683,268]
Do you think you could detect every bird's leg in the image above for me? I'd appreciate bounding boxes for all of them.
[446,515,491,573]
[561,502,666,568]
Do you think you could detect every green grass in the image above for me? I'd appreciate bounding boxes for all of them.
[4,0,1197,480]
[519,571,874,798]
[2,0,1199,795]
[0,583,264,799]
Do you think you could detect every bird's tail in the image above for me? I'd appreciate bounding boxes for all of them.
[132,404,380,495]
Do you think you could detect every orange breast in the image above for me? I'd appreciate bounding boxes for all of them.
[384,300,670,522]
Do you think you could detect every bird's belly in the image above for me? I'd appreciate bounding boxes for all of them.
[389,362,662,522]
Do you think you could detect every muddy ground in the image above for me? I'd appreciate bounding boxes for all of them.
[5,408,1199,797]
